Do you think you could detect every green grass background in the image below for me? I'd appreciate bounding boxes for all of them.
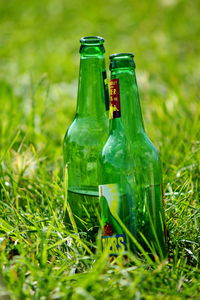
[0,0,199,299]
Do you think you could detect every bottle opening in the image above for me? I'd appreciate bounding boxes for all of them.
[109,53,135,69]
[80,36,104,46]
[109,53,134,59]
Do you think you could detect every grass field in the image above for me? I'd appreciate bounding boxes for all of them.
[0,0,199,299]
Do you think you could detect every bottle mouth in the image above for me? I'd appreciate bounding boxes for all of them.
[109,53,135,69]
[80,36,105,46]
[109,53,134,59]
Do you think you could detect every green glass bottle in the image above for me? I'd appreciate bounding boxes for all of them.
[99,53,167,258]
[63,36,109,232]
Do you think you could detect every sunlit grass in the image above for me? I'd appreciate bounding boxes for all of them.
[0,0,199,298]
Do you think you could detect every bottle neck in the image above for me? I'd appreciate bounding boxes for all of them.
[110,117,124,133]
[110,67,145,138]
[109,78,124,133]
[76,53,107,118]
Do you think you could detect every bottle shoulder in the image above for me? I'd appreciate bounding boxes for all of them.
[101,130,128,170]
[101,132,162,180]
[130,133,162,183]
[64,115,109,146]
[132,132,160,158]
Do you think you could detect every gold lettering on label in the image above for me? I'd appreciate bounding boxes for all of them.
[102,238,106,248]
[118,236,125,252]
[102,236,126,254]
[111,237,117,253]
[111,88,116,96]
[107,237,114,249]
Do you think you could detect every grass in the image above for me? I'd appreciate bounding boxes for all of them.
[0,0,199,299]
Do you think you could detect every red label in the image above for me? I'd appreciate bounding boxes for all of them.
[109,79,121,119]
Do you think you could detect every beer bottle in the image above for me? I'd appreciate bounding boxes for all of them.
[63,36,109,233]
[99,53,167,258]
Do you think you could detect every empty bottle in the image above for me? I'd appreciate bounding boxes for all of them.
[99,53,167,258]
[63,36,109,233]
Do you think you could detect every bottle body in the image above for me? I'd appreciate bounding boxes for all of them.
[127,133,166,257]
[100,53,167,258]
[63,37,109,232]
[64,116,108,231]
